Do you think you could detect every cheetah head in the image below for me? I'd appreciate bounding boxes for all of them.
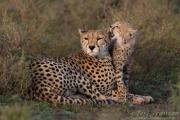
[109,21,137,45]
[78,29,110,58]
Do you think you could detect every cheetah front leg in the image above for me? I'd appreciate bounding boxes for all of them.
[114,61,127,102]
[123,57,134,92]
[127,93,154,104]
[102,88,154,104]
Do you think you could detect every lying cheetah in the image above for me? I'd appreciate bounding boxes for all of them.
[27,29,122,105]
[109,21,154,104]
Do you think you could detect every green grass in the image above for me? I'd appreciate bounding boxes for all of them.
[0,95,177,120]
[0,0,180,119]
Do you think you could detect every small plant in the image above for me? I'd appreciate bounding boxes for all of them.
[169,75,180,111]
[0,104,34,120]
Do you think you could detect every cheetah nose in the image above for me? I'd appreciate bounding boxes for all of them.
[89,46,95,51]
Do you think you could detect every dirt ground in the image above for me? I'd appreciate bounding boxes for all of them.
[52,100,180,120]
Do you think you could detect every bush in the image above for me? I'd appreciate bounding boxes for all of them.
[0,6,30,95]
[0,103,34,120]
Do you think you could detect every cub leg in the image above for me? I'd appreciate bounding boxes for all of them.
[114,61,127,102]
[123,57,133,92]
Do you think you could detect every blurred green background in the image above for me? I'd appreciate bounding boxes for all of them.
[0,0,180,119]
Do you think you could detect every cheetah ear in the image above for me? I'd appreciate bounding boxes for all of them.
[105,28,110,34]
[131,30,138,34]
[78,29,86,36]
[130,29,138,34]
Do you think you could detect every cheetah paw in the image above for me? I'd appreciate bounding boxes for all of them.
[133,97,145,105]
[142,96,154,103]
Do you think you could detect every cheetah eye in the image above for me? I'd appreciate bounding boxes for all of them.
[115,26,119,28]
[97,38,103,41]
[84,37,88,40]
[129,33,132,37]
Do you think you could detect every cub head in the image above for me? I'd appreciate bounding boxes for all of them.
[78,29,110,58]
[109,21,137,45]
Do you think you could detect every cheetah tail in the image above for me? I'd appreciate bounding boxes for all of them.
[60,97,117,105]
[39,95,117,105]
